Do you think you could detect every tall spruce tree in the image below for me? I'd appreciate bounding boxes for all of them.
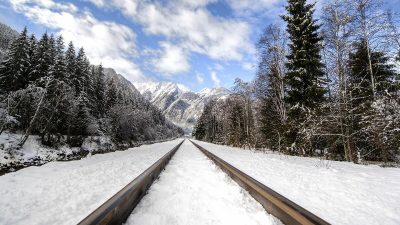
[74,48,92,97]
[282,0,326,108]
[94,64,106,117]
[0,27,31,93]
[65,42,76,87]
[27,34,38,83]
[53,36,66,82]
[282,0,326,150]
[32,32,53,83]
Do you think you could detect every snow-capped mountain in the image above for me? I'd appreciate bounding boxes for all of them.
[136,81,230,133]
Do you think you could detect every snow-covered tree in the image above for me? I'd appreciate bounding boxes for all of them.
[0,27,31,93]
[255,24,288,152]
[282,0,327,154]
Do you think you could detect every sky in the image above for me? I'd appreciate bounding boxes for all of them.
[0,0,399,92]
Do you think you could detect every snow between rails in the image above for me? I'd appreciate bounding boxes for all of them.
[126,140,281,225]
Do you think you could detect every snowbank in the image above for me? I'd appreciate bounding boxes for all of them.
[0,138,183,225]
[0,132,178,174]
[193,140,400,225]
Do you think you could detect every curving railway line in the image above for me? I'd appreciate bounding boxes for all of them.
[78,139,330,225]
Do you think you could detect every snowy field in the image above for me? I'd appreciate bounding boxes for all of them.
[0,138,183,225]
[193,140,400,225]
[126,140,281,225]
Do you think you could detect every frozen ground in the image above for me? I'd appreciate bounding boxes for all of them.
[126,140,281,225]
[193,140,400,225]
[0,138,183,225]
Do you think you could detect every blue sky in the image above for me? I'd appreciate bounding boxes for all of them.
[1,0,399,92]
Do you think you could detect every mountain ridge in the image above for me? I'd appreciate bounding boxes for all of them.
[136,81,231,133]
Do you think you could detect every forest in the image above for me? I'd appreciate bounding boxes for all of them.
[0,24,183,154]
[193,0,400,164]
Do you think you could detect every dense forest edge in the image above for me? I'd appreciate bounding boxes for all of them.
[0,23,183,174]
[193,0,400,166]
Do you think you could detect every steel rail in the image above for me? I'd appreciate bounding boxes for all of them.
[190,140,330,225]
[78,139,184,225]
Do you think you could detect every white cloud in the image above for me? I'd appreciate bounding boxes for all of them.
[136,3,253,60]
[227,0,282,15]
[210,71,220,87]
[196,73,204,84]
[242,62,254,70]
[86,0,254,75]
[84,0,107,8]
[154,42,190,75]
[9,0,146,83]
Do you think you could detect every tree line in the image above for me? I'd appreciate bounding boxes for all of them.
[193,0,400,164]
[0,27,183,149]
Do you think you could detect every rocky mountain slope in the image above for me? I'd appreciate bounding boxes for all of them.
[136,82,230,133]
[0,22,19,62]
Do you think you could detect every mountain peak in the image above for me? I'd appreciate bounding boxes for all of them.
[140,81,230,132]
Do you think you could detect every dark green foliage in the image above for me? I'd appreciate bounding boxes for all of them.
[349,39,396,104]
[282,0,326,109]
[0,27,31,93]
[349,39,398,161]
[282,0,326,151]
[53,36,66,82]
[31,32,53,84]
[94,64,106,117]
[193,96,250,148]
[65,42,76,85]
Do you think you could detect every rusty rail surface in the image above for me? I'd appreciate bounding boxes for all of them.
[190,140,330,225]
[78,140,184,225]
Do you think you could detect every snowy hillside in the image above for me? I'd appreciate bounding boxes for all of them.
[0,22,19,62]
[136,82,230,132]
[103,68,142,100]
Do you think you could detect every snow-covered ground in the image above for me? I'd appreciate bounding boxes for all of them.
[126,140,281,225]
[0,132,117,173]
[0,138,183,225]
[192,140,400,225]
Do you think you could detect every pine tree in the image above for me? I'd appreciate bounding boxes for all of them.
[282,0,326,150]
[193,114,206,140]
[32,32,53,84]
[70,92,91,137]
[0,27,31,93]
[349,39,397,161]
[94,64,106,117]
[65,42,76,88]
[349,39,396,105]
[74,48,92,96]
[53,36,66,82]
[27,34,37,82]
[48,34,56,72]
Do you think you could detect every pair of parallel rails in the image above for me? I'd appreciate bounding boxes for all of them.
[78,139,329,225]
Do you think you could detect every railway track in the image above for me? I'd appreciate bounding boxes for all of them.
[190,140,330,225]
[78,139,330,225]
[78,140,184,225]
